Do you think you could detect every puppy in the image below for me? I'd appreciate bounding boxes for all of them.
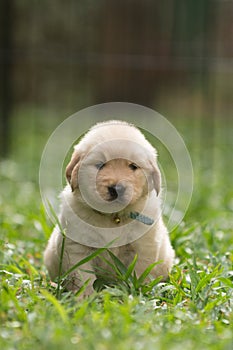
[44,120,174,296]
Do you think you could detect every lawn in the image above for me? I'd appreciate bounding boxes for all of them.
[0,114,232,350]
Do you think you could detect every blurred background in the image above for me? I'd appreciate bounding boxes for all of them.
[0,0,232,223]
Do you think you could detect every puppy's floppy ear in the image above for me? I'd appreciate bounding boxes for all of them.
[150,160,161,196]
[66,150,82,191]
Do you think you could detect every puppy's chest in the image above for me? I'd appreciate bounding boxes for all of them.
[93,245,136,272]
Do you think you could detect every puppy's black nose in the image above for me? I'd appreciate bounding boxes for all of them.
[108,184,126,200]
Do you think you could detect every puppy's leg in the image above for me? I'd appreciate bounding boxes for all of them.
[131,224,174,282]
[65,238,97,295]
[62,264,96,298]
[154,235,174,281]
[133,242,174,282]
[44,226,63,281]
[44,228,96,297]
[134,254,172,282]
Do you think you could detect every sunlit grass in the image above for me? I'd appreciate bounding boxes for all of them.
[0,116,232,349]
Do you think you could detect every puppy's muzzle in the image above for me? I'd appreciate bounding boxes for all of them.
[107,184,126,201]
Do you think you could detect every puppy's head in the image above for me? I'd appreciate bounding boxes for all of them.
[95,158,149,205]
[65,121,161,211]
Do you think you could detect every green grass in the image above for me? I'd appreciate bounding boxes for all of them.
[0,115,233,350]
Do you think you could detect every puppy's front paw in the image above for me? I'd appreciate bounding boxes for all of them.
[76,285,95,300]
[63,273,95,299]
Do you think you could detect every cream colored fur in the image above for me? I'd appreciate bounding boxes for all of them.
[44,120,174,296]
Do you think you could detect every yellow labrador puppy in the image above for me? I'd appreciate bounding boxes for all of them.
[44,120,174,296]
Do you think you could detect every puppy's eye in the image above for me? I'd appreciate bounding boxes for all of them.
[129,163,138,171]
[95,162,105,170]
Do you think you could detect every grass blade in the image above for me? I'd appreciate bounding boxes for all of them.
[195,264,222,293]
[62,240,117,279]
[218,277,233,288]
[107,250,128,276]
[40,289,68,324]
[124,254,138,281]
[137,260,163,285]
[61,247,106,279]
[75,278,91,298]
[141,276,163,293]
[47,200,65,236]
